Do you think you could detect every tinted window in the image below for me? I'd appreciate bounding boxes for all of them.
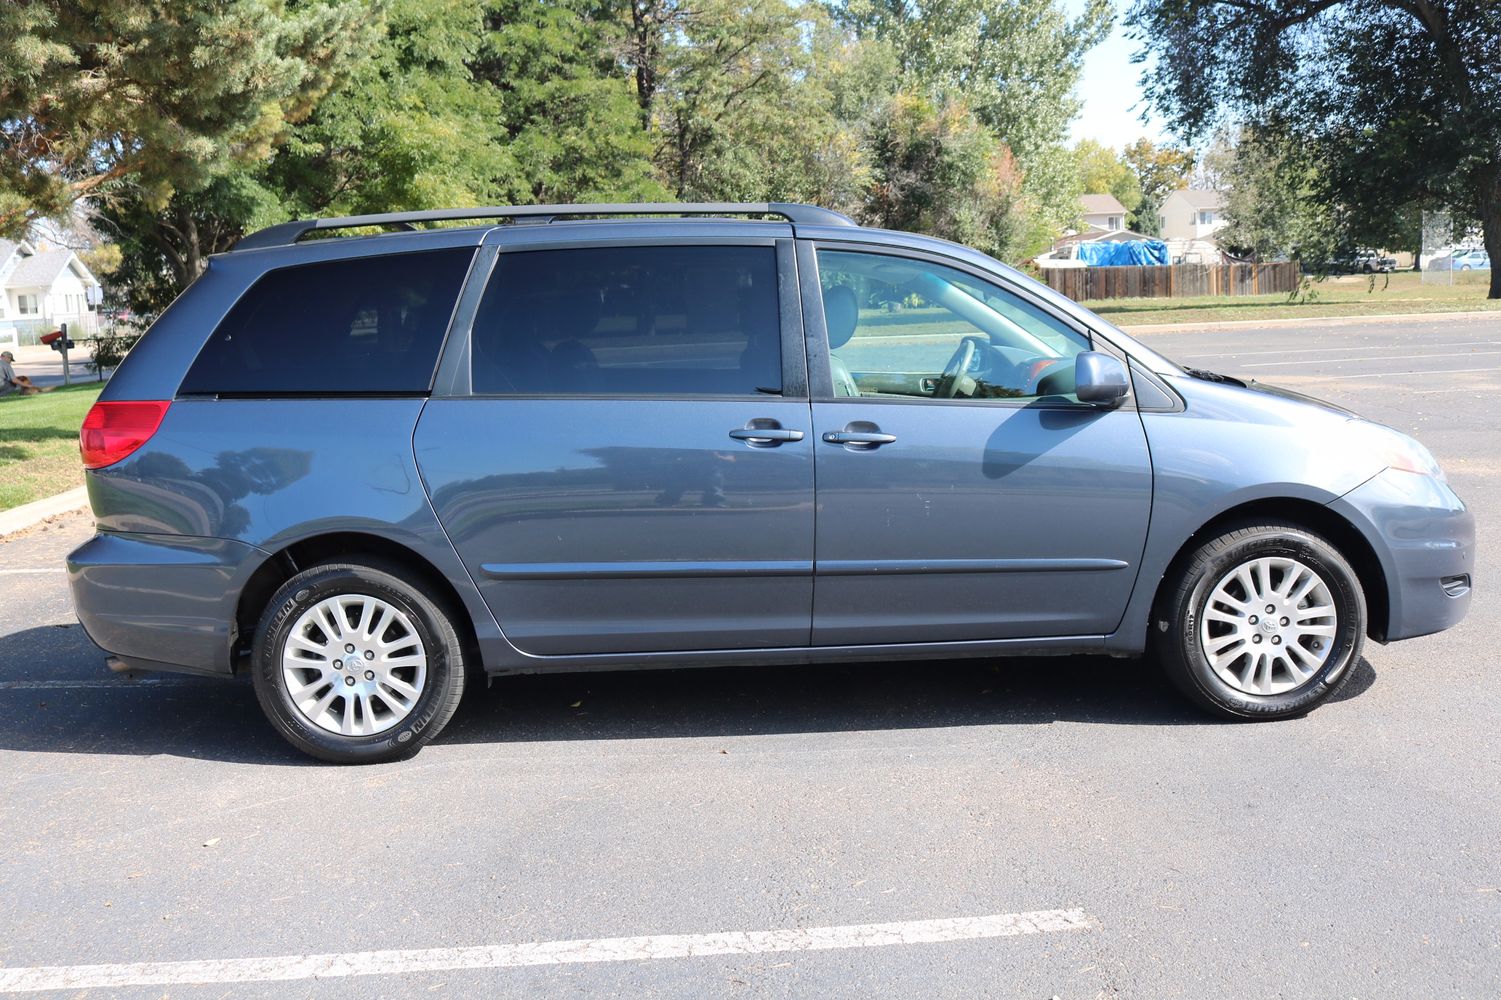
[817,250,1090,402]
[471,245,781,396]
[180,249,473,395]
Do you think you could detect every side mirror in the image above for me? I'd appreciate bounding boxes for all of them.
[1075,351,1130,405]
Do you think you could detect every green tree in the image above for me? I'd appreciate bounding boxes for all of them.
[476,0,663,202]
[651,0,815,199]
[271,0,508,216]
[865,91,1041,261]
[1073,139,1143,215]
[0,0,376,235]
[1128,0,1501,297]
[98,173,287,315]
[98,0,512,313]
[621,0,870,206]
[1120,137,1192,235]
[1121,137,1193,204]
[1207,129,1332,263]
[831,0,1110,256]
[1131,200,1162,238]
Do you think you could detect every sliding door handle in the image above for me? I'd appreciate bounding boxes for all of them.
[822,422,897,449]
[729,420,804,447]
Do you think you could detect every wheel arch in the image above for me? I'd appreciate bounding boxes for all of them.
[1151,497,1390,643]
[234,531,482,670]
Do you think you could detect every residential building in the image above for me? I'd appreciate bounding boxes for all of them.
[0,239,101,347]
[1160,189,1228,242]
[1079,193,1128,233]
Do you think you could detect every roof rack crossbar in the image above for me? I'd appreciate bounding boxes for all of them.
[234,202,854,250]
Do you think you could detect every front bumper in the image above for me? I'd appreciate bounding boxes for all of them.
[1330,468,1475,642]
[68,530,268,676]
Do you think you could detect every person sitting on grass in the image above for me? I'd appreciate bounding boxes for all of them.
[0,351,16,397]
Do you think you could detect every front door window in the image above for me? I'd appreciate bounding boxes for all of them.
[815,250,1091,403]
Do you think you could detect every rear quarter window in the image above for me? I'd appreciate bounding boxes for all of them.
[179,248,474,396]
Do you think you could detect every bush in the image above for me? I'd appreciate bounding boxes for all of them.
[88,327,141,376]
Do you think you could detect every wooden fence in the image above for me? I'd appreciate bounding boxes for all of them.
[1042,262,1302,301]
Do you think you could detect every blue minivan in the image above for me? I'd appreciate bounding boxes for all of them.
[68,204,1474,762]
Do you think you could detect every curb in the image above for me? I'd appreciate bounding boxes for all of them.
[0,486,89,540]
[1118,310,1501,335]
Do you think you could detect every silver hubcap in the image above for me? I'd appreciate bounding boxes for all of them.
[1199,556,1339,696]
[281,594,427,736]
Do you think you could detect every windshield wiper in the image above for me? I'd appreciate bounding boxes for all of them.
[1182,367,1246,387]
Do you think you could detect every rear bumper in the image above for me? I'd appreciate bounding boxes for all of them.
[1331,469,1475,642]
[67,531,267,676]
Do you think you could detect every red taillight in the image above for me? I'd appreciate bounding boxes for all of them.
[79,400,171,470]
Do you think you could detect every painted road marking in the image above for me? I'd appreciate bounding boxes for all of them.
[1240,349,1501,368]
[1181,339,1501,360]
[0,679,201,691]
[0,910,1094,993]
[0,569,66,575]
[1320,365,1501,380]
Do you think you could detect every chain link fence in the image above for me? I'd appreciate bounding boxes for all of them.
[1421,210,1491,286]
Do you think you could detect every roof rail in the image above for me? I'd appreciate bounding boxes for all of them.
[233,202,856,251]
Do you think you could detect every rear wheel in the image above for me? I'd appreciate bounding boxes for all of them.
[252,559,466,763]
[1153,522,1366,720]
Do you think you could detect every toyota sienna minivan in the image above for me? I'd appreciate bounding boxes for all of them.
[67,203,1474,763]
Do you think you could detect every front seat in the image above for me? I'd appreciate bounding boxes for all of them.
[822,285,861,397]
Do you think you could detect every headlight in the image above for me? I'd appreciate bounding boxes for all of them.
[1359,422,1446,480]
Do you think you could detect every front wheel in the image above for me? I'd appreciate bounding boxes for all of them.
[1152,522,1366,720]
[252,559,467,763]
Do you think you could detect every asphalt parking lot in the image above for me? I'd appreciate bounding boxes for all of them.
[1,313,1497,998]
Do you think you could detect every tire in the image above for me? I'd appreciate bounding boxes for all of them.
[251,558,467,763]
[1152,521,1366,720]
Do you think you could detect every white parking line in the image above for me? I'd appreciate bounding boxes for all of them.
[1320,365,1501,380]
[1240,349,1501,369]
[0,909,1094,993]
[0,569,65,575]
[1187,339,1501,360]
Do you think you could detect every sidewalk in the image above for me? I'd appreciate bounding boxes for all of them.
[0,487,89,539]
[7,344,100,389]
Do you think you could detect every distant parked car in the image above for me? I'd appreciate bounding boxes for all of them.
[1328,251,1398,274]
[1451,249,1490,271]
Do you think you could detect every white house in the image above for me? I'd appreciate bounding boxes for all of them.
[1079,193,1128,232]
[0,239,101,346]
[1160,189,1228,242]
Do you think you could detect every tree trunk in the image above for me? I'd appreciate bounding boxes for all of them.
[1482,175,1501,299]
[631,0,657,122]
[182,213,204,291]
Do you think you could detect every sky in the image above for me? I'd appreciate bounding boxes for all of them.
[1063,0,1171,151]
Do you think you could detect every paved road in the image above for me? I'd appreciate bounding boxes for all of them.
[1,314,1497,998]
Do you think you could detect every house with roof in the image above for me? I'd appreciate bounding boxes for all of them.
[1160,189,1228,242]
[1079,193,1128,232]
[0,239,100,346]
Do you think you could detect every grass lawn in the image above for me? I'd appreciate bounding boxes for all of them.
[0,383,102,511]
[1088,270,1501,327]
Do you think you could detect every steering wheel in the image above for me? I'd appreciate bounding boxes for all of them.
[934,336,984,398]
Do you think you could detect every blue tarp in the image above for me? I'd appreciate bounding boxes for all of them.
[1076,240,1170,266]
